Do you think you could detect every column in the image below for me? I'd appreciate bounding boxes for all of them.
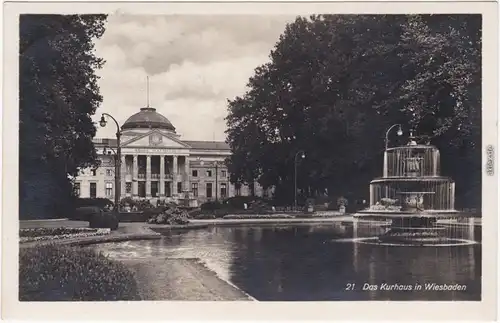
[184,157,190,193]
[120,155,126,197]
[173,155,178,195]
[383,151,388,177]
[132,155,138,196]
[450,182,455,210]
[146,155,151,197]
[159,155,165,197]
[369,183,374,207]
[433,150,439,176]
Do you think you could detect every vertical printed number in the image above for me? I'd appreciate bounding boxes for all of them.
[486,145,494,176]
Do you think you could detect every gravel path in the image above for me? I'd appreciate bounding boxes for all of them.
[121,258,254,301]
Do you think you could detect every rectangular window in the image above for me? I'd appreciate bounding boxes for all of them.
[91,169,97,176]
[192,183,198,197]
[177,182,182,194]
[106,169,112,176]
[105,182,113,197]
[236,186,241,196]
[151,181,158,197]
[192,169,198,177]
[74,183,81,197]
[165,182,171,197]
[206,170,212,177]
[90,183,97,198]
[221,170,227,178]
[126,182,132,194]
[220,183,227,198]
[206,183,213,198]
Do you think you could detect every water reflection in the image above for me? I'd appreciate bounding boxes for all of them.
[93,224,480,301]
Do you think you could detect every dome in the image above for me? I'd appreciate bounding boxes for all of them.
[122,107,176,131]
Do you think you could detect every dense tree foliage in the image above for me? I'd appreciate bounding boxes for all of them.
[20,14,107,219]
[226,14,481,208]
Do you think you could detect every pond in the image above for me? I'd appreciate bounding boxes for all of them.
[94,222,481,301]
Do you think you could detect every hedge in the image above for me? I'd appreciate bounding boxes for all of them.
[222,214,295,220]
[71,206,102,221]
[19,244,141,301]
[89,212,119,230]
[75,198,114,209]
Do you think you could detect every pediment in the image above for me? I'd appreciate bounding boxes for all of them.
[121,130,190,148]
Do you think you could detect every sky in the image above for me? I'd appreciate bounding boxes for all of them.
[93,15,295,141]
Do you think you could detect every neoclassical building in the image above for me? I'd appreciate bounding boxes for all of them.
[75,106,263,206]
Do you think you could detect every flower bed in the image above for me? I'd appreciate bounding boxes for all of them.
[20,227,111,243]
[369,205,402,211]
[311,211,343,217]
[19,244,141,301]
[147,205,190,225]
[222,214,295,220]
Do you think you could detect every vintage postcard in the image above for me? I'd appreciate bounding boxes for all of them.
[2,0,498,321]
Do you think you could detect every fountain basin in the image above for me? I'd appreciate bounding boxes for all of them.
[354,209,459,220]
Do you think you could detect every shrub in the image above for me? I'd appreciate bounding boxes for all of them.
[75,198,114,210]
[135,199,154,211]
[119,197,136,209]
[143,207,164,218]
[200,201,222,211]
[223,196,272,209]
[192,213,216,219]
[187,208,202,218]
[249,200,272,213]
[72,206,102,221]
[168,213,190,225]
[19,244,141,301]
[117,212,148,223]
[147,205,191,225]
[89,212,119,230]
[222,196,254,209]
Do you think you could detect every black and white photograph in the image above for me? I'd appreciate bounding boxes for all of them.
[2,1,498,321]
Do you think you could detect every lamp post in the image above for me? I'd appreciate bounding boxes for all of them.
[294,150,306,210]
[215,162,219,203]
[99,113,121,212]
[385,124,403,151]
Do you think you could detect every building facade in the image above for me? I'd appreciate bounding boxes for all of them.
[75,107,263,206]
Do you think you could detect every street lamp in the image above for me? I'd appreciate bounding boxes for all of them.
[99,113,122,212]
[385,124,403,150]
[294,150,306,210]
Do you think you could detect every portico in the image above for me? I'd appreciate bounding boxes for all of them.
[121,152,189,199]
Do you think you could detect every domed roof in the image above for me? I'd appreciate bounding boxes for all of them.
[122,107,176,131]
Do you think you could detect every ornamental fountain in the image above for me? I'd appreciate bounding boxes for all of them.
[353,128,473,246]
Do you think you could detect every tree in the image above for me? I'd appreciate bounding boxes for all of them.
[384,15,482,208]
[19,14,107,219]
[225,14,481,208]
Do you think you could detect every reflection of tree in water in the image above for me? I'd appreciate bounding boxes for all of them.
[351,244,480,300]
[227,225,480,301]
[228,225,357,301]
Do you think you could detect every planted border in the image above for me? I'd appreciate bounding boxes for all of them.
[222,214,295,220]
[19,244,141,301]
[20,228,111,243]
